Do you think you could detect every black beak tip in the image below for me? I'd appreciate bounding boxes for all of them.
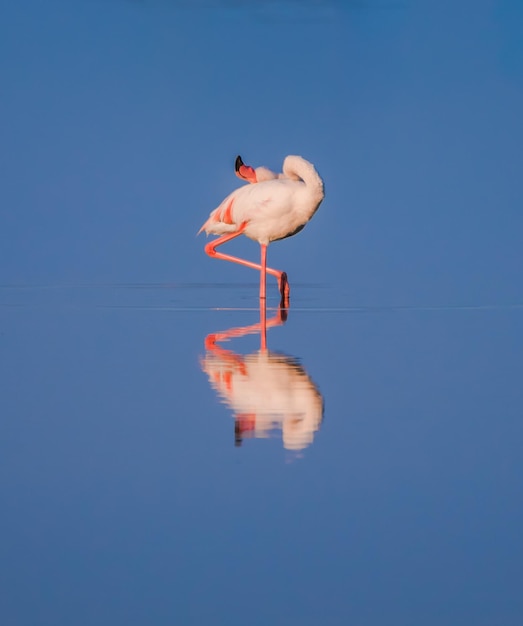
[235,155,244,172]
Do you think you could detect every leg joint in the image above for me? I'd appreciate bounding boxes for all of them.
[205,242,217,257]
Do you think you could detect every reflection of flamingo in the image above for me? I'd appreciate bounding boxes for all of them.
[201,305,324,451]
[199,155,324,305]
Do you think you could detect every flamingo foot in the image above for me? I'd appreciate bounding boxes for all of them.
[278,300,289,323]
[278,272,290,308]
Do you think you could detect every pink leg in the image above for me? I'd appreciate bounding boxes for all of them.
[260,244,267,301]
[205,226,290,304]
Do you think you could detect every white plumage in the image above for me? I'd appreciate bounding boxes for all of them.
[200,155,323,244]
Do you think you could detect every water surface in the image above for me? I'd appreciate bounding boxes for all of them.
[1,283,522,625]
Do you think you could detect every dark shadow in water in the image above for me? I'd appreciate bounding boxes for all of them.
[201,304,324,452]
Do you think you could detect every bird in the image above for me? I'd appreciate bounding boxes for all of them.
[199,155,324,304]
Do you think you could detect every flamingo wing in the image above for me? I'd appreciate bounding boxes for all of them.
[199,178,303,239]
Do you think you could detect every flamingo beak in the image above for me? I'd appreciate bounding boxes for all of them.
[235,155,257,183]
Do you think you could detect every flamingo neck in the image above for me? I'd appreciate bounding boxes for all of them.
[282,155,324,202]
[254,166,279,182]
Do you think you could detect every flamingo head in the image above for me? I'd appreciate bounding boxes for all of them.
[235,155,257,183]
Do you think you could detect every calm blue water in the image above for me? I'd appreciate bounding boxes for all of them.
[1,283,522,625]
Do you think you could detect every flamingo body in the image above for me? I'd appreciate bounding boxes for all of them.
[200,177,318,245]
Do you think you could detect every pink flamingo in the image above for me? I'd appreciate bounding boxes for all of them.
[199,155,324,304]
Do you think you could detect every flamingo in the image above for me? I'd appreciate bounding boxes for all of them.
[199,155,324,304]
